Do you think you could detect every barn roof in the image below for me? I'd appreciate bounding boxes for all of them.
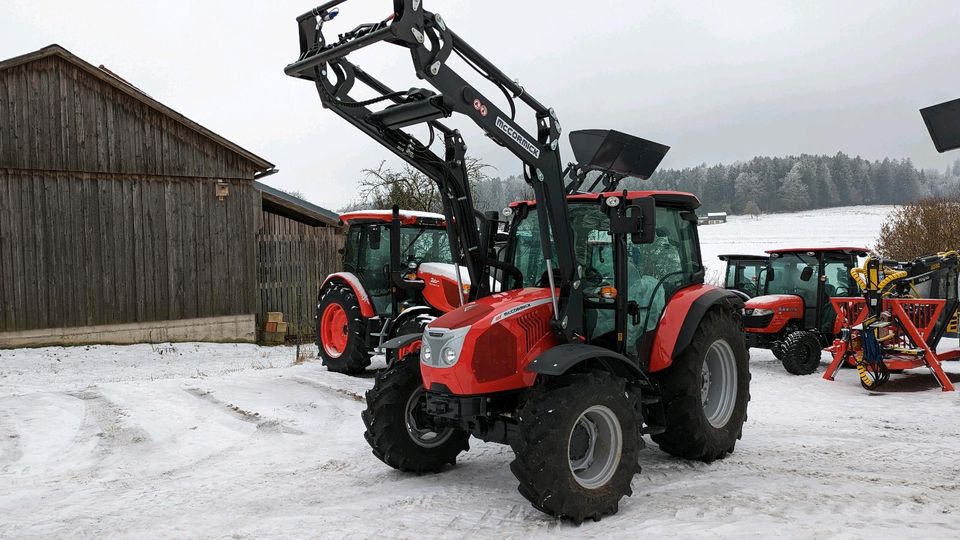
[255,181,340,227]
[0,44,274,174]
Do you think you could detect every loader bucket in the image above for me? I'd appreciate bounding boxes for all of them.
[920,97,960,153]
[569,129,670,180]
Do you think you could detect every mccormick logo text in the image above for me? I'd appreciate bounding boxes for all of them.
[496,116,541,159]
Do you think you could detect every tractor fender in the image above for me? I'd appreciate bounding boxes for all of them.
[649,285,744,373]
[380,332,422,350]
[319,272,375,318]
[380,305,435,349]
[379,333,423,361]
[526,343,645,381]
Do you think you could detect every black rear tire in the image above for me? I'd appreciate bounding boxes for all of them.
[652,308,750,462]
[780,330,822,375]
[316,283,372,375]
[509,371,641,523]
[362,356,469,473]
[770,340,785,360]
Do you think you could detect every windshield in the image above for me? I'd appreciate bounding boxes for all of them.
[765,253,821,313]
[400,226,453,264]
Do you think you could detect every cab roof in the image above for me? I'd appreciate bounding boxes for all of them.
[339,209,446,226]
[718,254,767,261]
[767,247,869,256]
[509,190,700,210]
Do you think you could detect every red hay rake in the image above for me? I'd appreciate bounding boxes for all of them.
[824,297,960,391]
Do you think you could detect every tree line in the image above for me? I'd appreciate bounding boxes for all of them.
[339,155,960,216]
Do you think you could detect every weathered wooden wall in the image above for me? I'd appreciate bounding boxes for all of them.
[257,211,343,339]
[0,170,258,332]
[0,55,255,180]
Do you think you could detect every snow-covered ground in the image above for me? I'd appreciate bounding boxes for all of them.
[4,205,960,539]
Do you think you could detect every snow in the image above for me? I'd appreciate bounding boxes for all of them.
[3,205,960,538]
[699,205,893,284]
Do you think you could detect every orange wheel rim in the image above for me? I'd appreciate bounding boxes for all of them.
[320,303,349,358]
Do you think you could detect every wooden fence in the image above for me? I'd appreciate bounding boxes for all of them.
[256,211,342,340]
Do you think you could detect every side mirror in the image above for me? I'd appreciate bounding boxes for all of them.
[369,225,382,250]
[800,266,814,282]
[609,196,656,244]
[766,268,776,282]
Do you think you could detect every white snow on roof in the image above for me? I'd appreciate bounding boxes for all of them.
[340,209,445,221]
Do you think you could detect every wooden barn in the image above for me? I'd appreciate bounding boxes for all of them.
[0,45,341,348]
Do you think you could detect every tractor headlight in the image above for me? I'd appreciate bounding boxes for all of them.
[751,308,774,316]
[420,326,470,368]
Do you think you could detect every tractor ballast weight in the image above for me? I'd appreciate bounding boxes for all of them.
[825,252,960,391]
[287,1,750,522]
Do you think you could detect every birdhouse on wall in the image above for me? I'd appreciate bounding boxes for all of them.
[216,181,229,201]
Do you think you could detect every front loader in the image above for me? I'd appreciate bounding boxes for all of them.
[286,0,750,522]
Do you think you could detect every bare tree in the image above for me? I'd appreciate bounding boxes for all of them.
[875,196,960,259]
[352,158,494,213]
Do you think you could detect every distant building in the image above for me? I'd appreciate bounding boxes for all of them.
[698,212,728,226]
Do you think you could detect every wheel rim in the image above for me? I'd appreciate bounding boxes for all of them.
[404,387,455,448]
[320,303,349,358]
[701,339,738,429]
[567,405,623,489]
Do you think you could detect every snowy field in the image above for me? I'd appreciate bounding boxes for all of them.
[4,205,960,539]
[699,205,894,284]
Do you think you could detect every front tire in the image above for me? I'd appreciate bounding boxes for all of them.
[316,283,372,375]
[361,356,469,473]
[652,308,750,462]
[510,371,641,523]
[780,330,822,375]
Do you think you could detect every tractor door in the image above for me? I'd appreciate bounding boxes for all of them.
[354,223,394,315]
[817,253,859,333]
[624,206,701,358]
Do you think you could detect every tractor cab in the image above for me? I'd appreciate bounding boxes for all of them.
[501,190,704,361]
[718,254,768,299]
[743,247,866,374]
[339,209,455,316]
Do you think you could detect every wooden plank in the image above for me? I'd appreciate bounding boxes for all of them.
[131,179,146,321]
[0,172,11,329]
[68,175,85,327]
[41,173,59,327]
[119,177,134,322]
[164,180,182,320]
[141,179,158,321]
[181,179,198,319]
[211,181,228,315]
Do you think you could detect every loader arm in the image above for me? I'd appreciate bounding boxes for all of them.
[285,0,584,340]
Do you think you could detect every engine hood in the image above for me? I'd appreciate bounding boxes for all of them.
[428,287,554,330]
[745,294,803,310]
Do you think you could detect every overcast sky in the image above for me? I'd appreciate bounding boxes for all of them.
[3,1,959,210]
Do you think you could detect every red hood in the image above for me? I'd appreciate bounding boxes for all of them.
[428,287,554,330]
[746,294,803,309]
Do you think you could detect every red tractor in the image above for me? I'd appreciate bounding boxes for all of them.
[317,207,475,374]
[719,253,768,299]
[287,0,750,522]
[742,247,866,375]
